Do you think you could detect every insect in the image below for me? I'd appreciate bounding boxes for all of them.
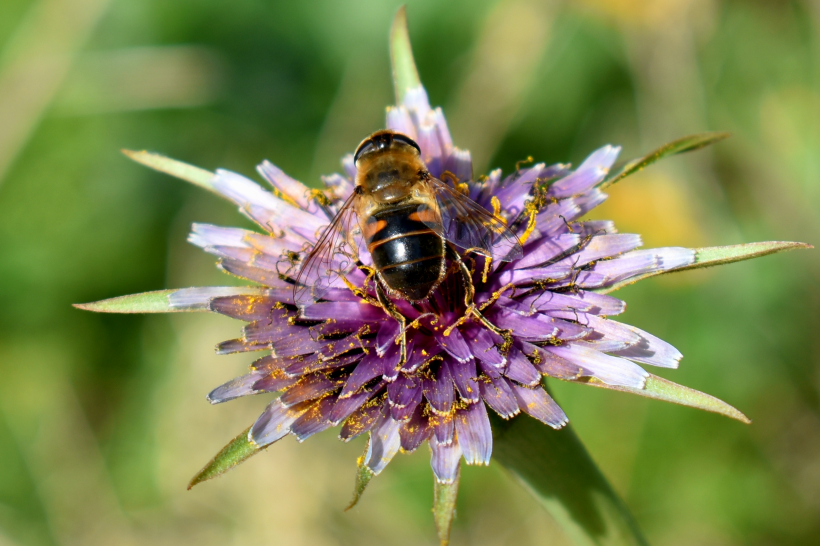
[294,130,523,364]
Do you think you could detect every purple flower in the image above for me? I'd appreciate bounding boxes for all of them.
[151,83,702,483]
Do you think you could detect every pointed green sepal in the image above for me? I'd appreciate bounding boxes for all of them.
[492,412,649,546]
[581,374,751,424]
[433,466,460,546]
[188,426,262,489]
[73,289,199,313]
[74,287,271,314]
[345,438,375,511]
[601,132,730,188]
[122,149,219,195]
[390,6,422,104]
[596,241,812,294]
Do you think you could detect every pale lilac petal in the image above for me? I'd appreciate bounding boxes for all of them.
[526,290,625,316]
[574,234,643,264]
[454,402,492,466]
[257,160,313,210]
[365,412,402,474]
[188,223,250,249]
[504,348,541,386]
[515,233,582,270]
[218,259,292,289]
[547,343,648,388]
[510,384,568,429]
[443,148,473,182]
[167,286,268,311]
[430,437,462,483]
[518,341,593,379]
[549,145,620,198]
[386,105,418,140]
[322,173,355,201]
[609,323,683,368]
[490,309,558,341]
[250,399,310,447]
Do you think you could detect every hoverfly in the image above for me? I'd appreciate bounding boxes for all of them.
[294,130,523,363]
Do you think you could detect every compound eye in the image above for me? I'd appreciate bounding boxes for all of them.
[354,140,377,164]
[392,133,421,155]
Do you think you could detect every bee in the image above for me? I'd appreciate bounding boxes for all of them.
[294,130,523,363]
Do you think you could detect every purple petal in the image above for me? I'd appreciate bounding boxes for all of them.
[365,412,402,474]
[207,371,266,404]
[447,359,480,403]
[423,362,455,414]
[478,363,520,419]
[250,399,310,447]
[330,381,385,425]
[431,413,455,445]
[215,338,270,355]
[166,285,269,311]
[549,145,620,198]
[388,375,422,409]
[443,148,473,183]
[465,327,506,367]
[251,368,300,393]
[399,405,432,452]
[574,234,642,265]
[339,351,383,398]
[376,319,401,356]
[525,290,625,316]
[339,397,383,441]
[510,384,568,429]
[454,402,492,466]
[430,437,462,483]
[290,396,336,441]
[547,343,648,388]
[209,294,291,321]
[435,328,473,363]
[504,348,542,386]
[256,160,313,210]
[511,233,581,270]
[609,324,682,368]
[218,259,292,289]
[518,341,593,379]
[300,302,386,323]
[382,339,407,382]
[322,173,355,201]
[490,309,558,341]
[278,374,339,406]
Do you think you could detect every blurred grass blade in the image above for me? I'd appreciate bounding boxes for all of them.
[188,427,261,489]
[433,466,460,546]
[122,149,219,195]
[601,132,730,188]
[390,6,421,104]
[492,413,648,546]
[581,375,750,423]
[597,241,812,294]
[345,438,375,511]
[74,287,268,313]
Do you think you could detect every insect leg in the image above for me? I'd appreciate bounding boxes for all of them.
[445,245,514,354]
[375,280,407,367]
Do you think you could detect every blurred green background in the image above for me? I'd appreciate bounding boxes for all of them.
[0,0,818,544]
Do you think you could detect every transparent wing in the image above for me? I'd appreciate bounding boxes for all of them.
[293,191,360,305]
[423,176,523,262]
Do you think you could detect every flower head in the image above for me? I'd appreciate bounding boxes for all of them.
[77,7,809,544]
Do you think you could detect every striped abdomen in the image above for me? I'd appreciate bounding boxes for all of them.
[364,203,445,301]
